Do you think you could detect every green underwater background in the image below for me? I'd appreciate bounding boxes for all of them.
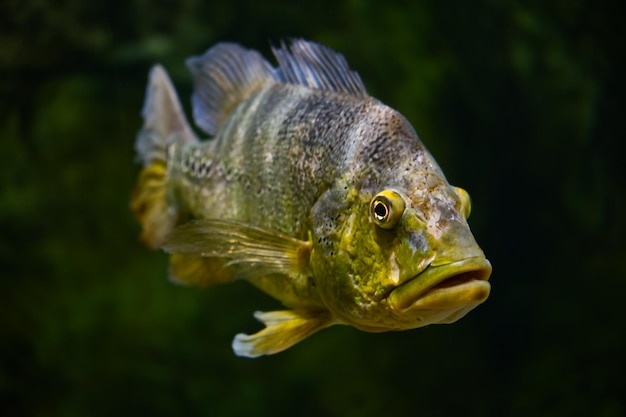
[1,1,624,416]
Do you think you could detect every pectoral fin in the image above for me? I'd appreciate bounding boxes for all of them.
[232,310,333,358]
[163,219,311,285]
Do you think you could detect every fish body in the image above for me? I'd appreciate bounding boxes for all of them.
[131,40,491,357]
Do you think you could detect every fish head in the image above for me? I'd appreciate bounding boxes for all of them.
[311,160,491,332]
[382,183,492,329]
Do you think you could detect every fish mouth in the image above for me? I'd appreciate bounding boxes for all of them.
[388,257,492,312]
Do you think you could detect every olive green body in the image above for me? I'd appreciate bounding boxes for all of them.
[133,40,491,356]
[167,82,482,329]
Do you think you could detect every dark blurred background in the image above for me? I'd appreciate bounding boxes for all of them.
[1,1,624,416]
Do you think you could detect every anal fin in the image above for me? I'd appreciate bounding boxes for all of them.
[131,161,179,249]
[169,254,234,287]
[232,310,333,358]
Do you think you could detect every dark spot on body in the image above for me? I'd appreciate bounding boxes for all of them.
[197,161,211,176]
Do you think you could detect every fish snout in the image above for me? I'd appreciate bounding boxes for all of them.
[388,257,491,323]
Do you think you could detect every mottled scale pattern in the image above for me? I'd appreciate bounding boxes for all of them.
[167,82,430,242]
[133,40,492,357]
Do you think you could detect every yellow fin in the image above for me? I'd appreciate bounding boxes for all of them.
[131,65,196,249]
[168,254,234,287]
[163,219,311,277]
[232,310,333,358]
[130,162,179,249]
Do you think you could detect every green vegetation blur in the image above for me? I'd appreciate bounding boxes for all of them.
[1,1,623,416]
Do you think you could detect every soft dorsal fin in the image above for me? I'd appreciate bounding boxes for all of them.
[272,39,368,98]
[186,43,278,136]
[186,40,368,136]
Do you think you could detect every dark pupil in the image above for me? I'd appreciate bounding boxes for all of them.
[374,201,388,220]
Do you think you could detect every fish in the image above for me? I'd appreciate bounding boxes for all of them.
[131,39,492,358]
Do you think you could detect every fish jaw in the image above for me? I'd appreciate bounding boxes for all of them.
[387,256,492,326]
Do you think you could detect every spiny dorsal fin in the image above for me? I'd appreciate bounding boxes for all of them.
[272,39,368,98]
[186,43,278,136]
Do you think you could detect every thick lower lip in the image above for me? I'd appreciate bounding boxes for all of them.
[388,257,492,311]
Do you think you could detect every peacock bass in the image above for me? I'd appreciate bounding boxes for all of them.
[131,40,492,358]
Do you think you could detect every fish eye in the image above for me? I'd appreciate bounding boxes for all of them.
[370,190,405,229]
[453,186,472,219]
